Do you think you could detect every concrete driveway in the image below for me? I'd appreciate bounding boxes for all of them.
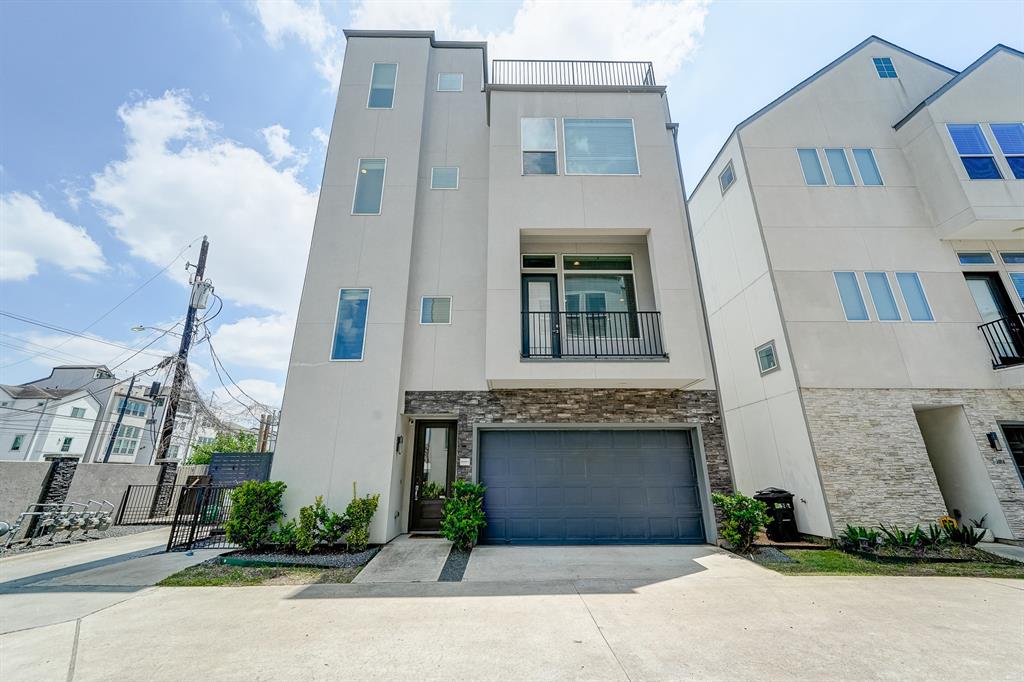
[2,542,1022,681]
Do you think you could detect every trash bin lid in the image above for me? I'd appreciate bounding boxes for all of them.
[754,487,792,497]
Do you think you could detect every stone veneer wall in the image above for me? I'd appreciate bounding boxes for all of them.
[403,389,733,501]
[801,387,1024,539]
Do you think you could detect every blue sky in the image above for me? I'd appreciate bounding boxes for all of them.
[1,0,1020,415]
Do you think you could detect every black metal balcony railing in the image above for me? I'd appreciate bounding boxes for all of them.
[978,313,1024,368]
[522,311,666,359]
[492,60,657,87]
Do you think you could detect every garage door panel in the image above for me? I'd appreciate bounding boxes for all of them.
[480,429,706,545]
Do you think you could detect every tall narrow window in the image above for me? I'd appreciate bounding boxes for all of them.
[947,124,1001,179]
[437,73,463,92]
[521,118,557,175]
[834,272,869,321]
[853,149,883,186]
[563,119,639,175]
[896,272,934,321]
[824,148,855,185]
[430,167,459,189]
[865,272,901,321]
[60,437,73,452]
[352,159,386,214]
[755,340,780,375]
[11,434,24,451]
[991,123,1024,179]
[1011,272,1024,304]
[420,296,452,324]
[873,57,898,78]
[368,63,397,109]
[798,149,827,185]
[332,288,370,361]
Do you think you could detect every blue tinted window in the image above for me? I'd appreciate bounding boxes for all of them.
[368,63,397,108]
[865,272,901,321]
[564,119,639,174]
[834,272,869,321]
[958,252,995,265]
[947,124,991,155]
[873,57,898,78]
[431,167,459,189]
[991,123,1024,155]
[437,73,463,92]
[332,289,370,360]
[853,149,883,186]
[1000,252,1024,264]
[896,272,934,321]
[962,156,1002,180]
[798,149,826,185]
[420,297,452,324]
[719,162,736,193]
[1011,273,1024,304]
[353,159,386,214]
[824,148,854,185]
[1006,156,1024,179]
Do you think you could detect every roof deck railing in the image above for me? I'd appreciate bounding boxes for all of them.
[491,60,657,87]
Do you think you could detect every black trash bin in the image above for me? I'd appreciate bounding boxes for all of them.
[754,487,799,542]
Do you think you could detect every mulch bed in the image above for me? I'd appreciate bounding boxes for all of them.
[847,545,1014,564]
[221,545,380,569]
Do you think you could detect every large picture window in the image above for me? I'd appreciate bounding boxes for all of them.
[521,118,557,175]
[563,119,639,175]
[563,255,637,337]
[112,426,141,455]
[352,159,386,215]
[331,288,370,361]
[368,63,397,109]
[947,124,1001,180]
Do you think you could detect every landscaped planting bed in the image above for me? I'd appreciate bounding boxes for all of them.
[159,561,363,586]
[753,548,1024,578]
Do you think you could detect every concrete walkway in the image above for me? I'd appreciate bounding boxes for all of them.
[981,541,1024,564]
[353,534,452,583]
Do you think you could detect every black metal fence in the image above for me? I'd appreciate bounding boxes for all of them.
[115,484,189,525]
[492,60,656,87]
[522,311,666,358]
[167,486,237,551]
[978,313,1024,368]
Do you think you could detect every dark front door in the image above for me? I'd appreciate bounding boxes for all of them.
[409,420,457,532]
[1003,425,1024,489]
[522,274,560,357]
[965,273,1024,363]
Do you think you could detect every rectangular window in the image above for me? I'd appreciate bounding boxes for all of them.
[563,119,639,175]
[11,434,24,451]
[853,148,883,185]
[1011,272,1024,304]
[719,161,736,194]
[352,159,386,214]
[112,426,141,455]
[873,57,898,78]
[798,148,827,185]
[60,437,72,452]
[824,148,855,185]
[70,407,86,418]
[117,398,147,417]
[521,117,557,175]
[865,272,901,321]
[947,124,1002,179]
[834,272,869,321]
[430,166,459,189]
[991,122,1024,179]
[368,63,397,109]
[1000,252,1024,264]
[522,254,556,269]
[755,340,779,375]
[563,255,633,271]
[437,73,463,92]
[896,272,934,321]
[420,296,452,324]
[331,288,370,361]
[958,252,995,265]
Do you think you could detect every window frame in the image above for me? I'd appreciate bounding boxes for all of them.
[797,148,828,186]
[367,62,398,110]
[560,254,638,321]
[112,425,141,456]
[436,72,463,92]
[864,271,902,321]
[833,271,870,321]
[430,166,460,190]
[990,122,1024,179]
[60,436,73,453]
[70,407,86,419]
[824,148,855,186]
[419,296,453,325]
[521,254,557,270]
[561,118,640,176]
[351,158,387,216]
[330,287,371,362]
[755,340,780,376]
[1010,272,1024,305]
[852,148,884,186]
[947,123,1002,180]
[719,161,736,194]
[999,252,1024,265]
[895,272,935,322]
[11,434,25,451]
[957,251,996,265]
[872,56,898,79]
[521,117,558,176]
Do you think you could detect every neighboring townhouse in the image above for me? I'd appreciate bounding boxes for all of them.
[689,37,1024,541]
[85,381,167,464]
[0,383,102,461]
[274,30,730,545]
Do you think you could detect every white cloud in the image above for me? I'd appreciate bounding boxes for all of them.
[311,126,329,147]
[0,330,178,384]
[260,124,301,167]
[349,0,460,34]
[212,314,294,372]
[232,378,284,408]
[90,91,316,315]
[0,192,107,281]
[253,0,343,85]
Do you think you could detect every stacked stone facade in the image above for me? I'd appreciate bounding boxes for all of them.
[801,387,1024,539]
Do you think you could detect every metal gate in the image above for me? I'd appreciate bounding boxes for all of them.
[166,486,237,551]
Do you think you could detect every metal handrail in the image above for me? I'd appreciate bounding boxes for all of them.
[522,311,666,358]
[978,312,1024,368]
[492,60,657,87]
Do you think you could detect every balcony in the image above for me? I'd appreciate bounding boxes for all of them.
[978,313,1024,369]
[521,311,666,359]
[491,60,657,87]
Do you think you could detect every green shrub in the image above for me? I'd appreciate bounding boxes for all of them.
[296,496,330,554]
[921,523,948,547]
[946,522,986,547]
[838,524,880,550]
[271,519,298,552]
[344,494,380,552]
[879,523,924,549]
[440,480,487,551]
[185,431,258,465]
[322,510,349,545]
[224,480,287,550]
[711,492,769,554]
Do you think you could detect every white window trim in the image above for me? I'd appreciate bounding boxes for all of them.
[957,251,996,266]
[872,56,898,78]
[833,271,870,322]
[430,166,460,190]
[351,158,387,216]
[797,148,828,186]
[419,296,453,325]
[851,148,885,187]
[367,62,398,110]
[719,161,736,195]
[521,117,558,176]
[895,271,936,323]
[947,123,1002,181]
[11,434,25,451]
[755,340,780,375]
[864,271,902,322]
[329,287,371,362]
[823,148,856,187]
[436,73,463,92]
[561,118,641,176]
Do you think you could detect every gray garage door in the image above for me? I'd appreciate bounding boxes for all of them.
[479,429,706,544]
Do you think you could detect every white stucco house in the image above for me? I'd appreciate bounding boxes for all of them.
[0,382,102,461]
[273,30,732,545]
[688,37,1024,541]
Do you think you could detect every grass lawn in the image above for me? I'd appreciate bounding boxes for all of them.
[760,549,1024,578]
[159,562,362,586]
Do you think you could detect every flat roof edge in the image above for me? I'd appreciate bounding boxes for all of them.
[486,84,666,94]
[342,29,486,50]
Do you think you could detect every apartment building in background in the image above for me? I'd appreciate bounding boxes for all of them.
[689,37,1024,541]
[274,30,731,545]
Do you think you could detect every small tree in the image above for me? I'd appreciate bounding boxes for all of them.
[224,480,287,550]
[711,492,770,554]
[185,431,258,465]
[440,480,487,551]
[344,494,380,552]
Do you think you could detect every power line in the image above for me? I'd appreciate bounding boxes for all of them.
[0,312,170,359]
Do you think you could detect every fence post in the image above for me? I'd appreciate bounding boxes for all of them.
[114,486,131,525]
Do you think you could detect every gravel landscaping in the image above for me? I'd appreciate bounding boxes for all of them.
[1,525,158,557]
[222,545,380,568]
[159,561,363,586]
